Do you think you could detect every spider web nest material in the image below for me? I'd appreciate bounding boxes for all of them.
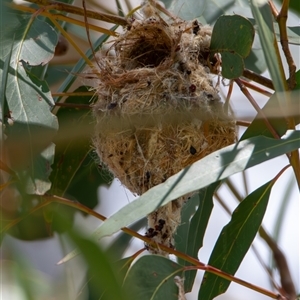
[93,2,236,254]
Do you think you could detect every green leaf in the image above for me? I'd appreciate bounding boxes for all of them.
[59,130,300,263]
[210,15,254,79]
[243,32,267,74]
[98,256,135,300]
[0,7,57,66]
[0,3,58,194]
[5,64,58,194]
[50,86,95,196]
[123,255,183,300]
[250,0,287,93]
[176,182,219,292]
[199,180,273,299]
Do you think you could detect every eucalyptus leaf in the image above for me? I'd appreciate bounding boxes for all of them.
[176,182,219,292]
[69,230,130,300]
[59,130,300,263]
[210,15,254,79]
[0,2,58,194]
[199,180,273,299]
[250,0,288,93]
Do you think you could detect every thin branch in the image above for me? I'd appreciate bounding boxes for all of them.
[242,69,274,90]
[82,0,102,71]
[234,79,281,139]
[259,227,296,300]
[54,102,91,109]
[21,0,129,26]
[1,192,286,298]
[236,120,251,127]
[183,265,283,299]
[9,3,118,36]
[239,78,273,97]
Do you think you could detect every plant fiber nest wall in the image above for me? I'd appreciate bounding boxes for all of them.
[93,3,236,254]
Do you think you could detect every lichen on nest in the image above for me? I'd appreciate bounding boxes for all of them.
[93,1,236,254]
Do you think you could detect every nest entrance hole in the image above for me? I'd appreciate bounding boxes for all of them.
[122,26,173,69]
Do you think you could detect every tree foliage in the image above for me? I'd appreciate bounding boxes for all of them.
[0,0,299,299]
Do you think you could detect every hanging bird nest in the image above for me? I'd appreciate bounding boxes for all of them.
[93,2,236,254]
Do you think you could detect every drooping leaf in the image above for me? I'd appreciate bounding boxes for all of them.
[250,0,288,93]
[59,130,300,263]
[210,15,254,79]
[176,182,220,292]
[122,255,183,300]
[68,230,130,300]
[199,180,273,299]
[97,256,134,300]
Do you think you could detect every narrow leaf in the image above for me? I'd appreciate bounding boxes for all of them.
[69,231,130,300]
[176,182,220,292]
[199,180,273,299]
[59,130,300,263]
[250,0,288,93]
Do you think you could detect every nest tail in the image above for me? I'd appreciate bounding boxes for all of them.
[93,1,236,254]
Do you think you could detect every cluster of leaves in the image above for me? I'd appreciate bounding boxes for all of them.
[0,0,299,299]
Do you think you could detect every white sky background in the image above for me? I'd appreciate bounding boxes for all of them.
[2,1,299,300]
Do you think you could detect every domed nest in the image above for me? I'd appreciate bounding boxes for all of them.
[93,2,236,254]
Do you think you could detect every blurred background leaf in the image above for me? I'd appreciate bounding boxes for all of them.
[122,255,183,300]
